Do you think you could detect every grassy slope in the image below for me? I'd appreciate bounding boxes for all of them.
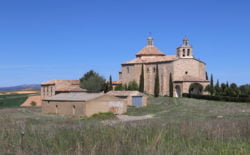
[0,97,249,154]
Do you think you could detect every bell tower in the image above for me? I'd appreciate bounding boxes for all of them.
[177,38,193,58]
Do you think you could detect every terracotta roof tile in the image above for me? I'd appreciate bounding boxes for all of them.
[122,55,178,65]
[112,80,122,85]
[136,45,165,57]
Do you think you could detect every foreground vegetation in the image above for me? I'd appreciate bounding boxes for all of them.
[0,97,250,154]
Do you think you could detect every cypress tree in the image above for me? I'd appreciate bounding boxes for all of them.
[210,74,214,95]
[206,72,209,80]
[109,75,113,91]
[169,73,173,97]
[139,64,144,92]
[154,65,160,97]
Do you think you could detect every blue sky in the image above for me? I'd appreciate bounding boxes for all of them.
[0,0,250,87]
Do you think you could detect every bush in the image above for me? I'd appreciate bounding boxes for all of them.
[183,93,250,103]
[127,81,139,91]
[92,112,116,120]
[30,101,37,106]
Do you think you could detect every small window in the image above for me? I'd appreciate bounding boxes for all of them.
[185,71,188,75]
[56,105,58,108]
[127,67,129,73]
[187,49,190,56]
[153,67,156,73]
[147,68,149,73]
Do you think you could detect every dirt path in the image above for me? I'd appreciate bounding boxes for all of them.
[104,114,153,125]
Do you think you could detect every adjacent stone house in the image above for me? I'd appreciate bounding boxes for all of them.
[41,80,85,99]
[42,92,127,117]
[119,37,209,97]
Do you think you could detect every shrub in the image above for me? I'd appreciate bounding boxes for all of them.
[30,101,37,106]
[127,81,139,91]
[92,112,116,120]
[183,93,250,103]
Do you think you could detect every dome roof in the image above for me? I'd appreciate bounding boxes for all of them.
[136,45,165,57]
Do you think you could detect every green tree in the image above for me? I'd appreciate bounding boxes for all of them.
[124,83,128,90]
[210,74,214,95]
[128,81,139,90]
[139,64,144,93]
[169,73,173,97]
[215,80,221,96]
[239,84,250,96]
[221,83,227,96]
[80,70,106,92]
[109,75,113,91]
[206,72,209,80]
[103,82,109,93]
[154,65,160,97]
[114,84,124,91]
[230,83,239,97]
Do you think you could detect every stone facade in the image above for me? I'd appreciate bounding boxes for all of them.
[42,94,127,117]
[41,80,85,99]
[119,37,209,97]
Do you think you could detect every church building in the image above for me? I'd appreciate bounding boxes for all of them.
[118,37,209,97]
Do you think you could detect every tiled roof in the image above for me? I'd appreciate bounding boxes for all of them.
[174,75,209,82]
[43,92,104,101]
[136,45,165,57]
[41,80,79,85]
[122,55,178,65]
[107,91,144,96]
[112,80,122,85]
[41,80,85,92]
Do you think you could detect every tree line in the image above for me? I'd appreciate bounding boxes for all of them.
[205,74,250,97]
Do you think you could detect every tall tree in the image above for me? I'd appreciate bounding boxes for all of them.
[139,64,144,92]
[80,70,106,92]
[206,72,209,80]
[154,65,160,97]
[109,75,113,91]
[169,73,173,97]
[215,80,221,96]
[210,74,214,95]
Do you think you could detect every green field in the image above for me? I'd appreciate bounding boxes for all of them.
[0,94,28,108]
[0,97,249,154]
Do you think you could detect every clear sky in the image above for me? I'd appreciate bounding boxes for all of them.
[0,0,250,87]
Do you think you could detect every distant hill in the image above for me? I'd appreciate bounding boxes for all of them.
[0,84,40,92]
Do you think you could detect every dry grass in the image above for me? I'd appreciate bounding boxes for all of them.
[0,97,250,154]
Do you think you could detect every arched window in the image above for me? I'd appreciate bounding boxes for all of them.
[147,68,149,73]
[187,49,190,56]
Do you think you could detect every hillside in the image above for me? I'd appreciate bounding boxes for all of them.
[0,84,40,92]
[0,97,249,154]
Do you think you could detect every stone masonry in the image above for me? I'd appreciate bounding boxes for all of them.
[119,37,209,97]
